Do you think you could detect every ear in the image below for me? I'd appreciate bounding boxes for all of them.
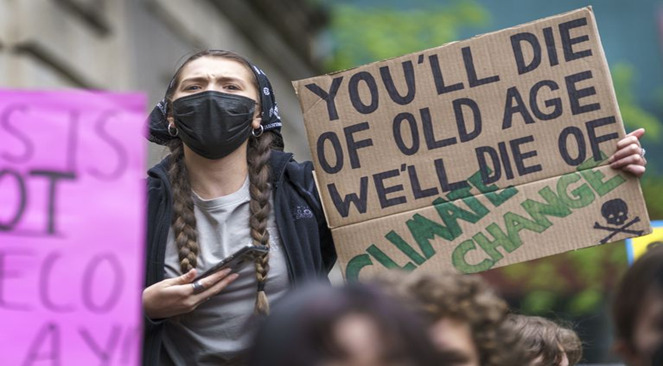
[167,114,174,126]
[252,117,262,130]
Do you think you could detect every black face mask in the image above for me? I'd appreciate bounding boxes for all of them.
[173,91,256,159]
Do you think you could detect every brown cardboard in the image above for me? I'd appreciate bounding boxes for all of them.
[293,7,651,279]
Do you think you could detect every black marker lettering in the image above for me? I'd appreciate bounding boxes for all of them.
[40,252,75,312]
[420,107,457,149]
[0,248,33,311]
[429,54,464,94]
[373,169,406,208]
[79,325,122,365]
[434,158,470,192]
[305,77,344,121]
[81,254,124,313]
[530,80,562,120]
[0,169,28,231]
[510,135,542,176]
[566,70,600,115]
[22,322,61,366]
[344,122,373,169]
[453,98,482,142]
[380,61,416,105]
[328,178,369,218]
[392,112,419,155]
[88,111,128,180]
[558,126,587,166]
[317,132,344,174]
[348,72,379,114]
[29,170,76,235]
[502,86,534,129]
[476,146,501,185]
[585,117,618,162]
[559,17,592,62]
[511,32,541,75]
[462,47,500,87]
[1,104,33,163]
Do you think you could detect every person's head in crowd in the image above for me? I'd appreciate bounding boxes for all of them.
[499,314,582,366]
[557,326,583,365]
[372,271,510,366]
[248,281,446,366]
[612,246,663,366]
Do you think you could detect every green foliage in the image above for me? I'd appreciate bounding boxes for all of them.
[641,175,663,219]
[567,287,603,315]
[611,63,663,215]
[521,290,557,314]
[496,241,627,316]
[612,63,661,140]
[326,1,489,71]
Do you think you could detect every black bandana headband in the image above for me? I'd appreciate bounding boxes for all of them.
[147,56,283,146]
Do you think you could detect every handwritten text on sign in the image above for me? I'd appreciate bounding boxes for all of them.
[0,90,146,365]
[293,8,650,279]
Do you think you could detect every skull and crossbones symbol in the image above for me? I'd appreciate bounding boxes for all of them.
[593,199,644,244]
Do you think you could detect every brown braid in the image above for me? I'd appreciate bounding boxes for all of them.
[167,139,199,273]
[247,131,275,315]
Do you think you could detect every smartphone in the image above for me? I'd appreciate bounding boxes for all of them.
[194,244,269,281]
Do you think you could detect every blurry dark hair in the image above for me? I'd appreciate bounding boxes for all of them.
[248,282,446,366]
[499,314,582,366]
[558,325,583,365]
[613,246,663,348]
[652,341,663,366]
[372,270,509,366]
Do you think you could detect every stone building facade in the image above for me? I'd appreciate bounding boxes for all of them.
[0,0,328,165]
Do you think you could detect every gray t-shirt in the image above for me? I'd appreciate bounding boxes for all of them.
[161,177,289,365]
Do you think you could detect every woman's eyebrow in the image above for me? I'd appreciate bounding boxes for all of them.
[179,76,209,85]
[216,76,246,85]
[180,75,246,85]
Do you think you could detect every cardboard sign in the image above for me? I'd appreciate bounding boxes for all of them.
[626,220,663,264]
[293,7,651,280]
[0,90,146,365]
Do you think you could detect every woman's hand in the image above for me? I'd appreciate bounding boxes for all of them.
[609,128,646,177]
[142,268,239,320]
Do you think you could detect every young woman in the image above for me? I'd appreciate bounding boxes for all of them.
[142,50,335,365]
[141,49,647,365]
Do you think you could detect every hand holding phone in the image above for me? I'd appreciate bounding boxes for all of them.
[194,244,269,281]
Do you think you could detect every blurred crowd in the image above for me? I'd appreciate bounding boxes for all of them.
[246,246,663,366]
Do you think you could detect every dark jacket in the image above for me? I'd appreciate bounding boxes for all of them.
[142,150,336,365]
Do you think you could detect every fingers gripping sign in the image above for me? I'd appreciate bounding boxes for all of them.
[609,128,647,177]
[142,268,239,319]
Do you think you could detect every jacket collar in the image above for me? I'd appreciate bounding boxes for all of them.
[269,150,293,186]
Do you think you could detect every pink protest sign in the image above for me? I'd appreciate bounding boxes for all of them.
[0,90,147,365]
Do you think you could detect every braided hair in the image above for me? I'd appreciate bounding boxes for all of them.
[247,131,274,314]
[164,50,275,314]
